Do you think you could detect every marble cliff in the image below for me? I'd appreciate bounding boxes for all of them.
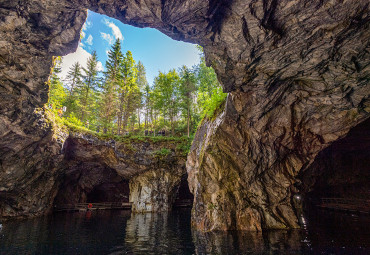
[0,0,369,231]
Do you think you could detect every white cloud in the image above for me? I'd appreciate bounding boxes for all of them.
[82,20,92,32]
[86,34,93,45]
[100,32,114,45]
[97,61,104,72]
[60,45,104,81]
[102,18,123,43]
[108,22,123,41]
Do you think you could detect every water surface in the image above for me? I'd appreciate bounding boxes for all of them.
[0,208,368,254]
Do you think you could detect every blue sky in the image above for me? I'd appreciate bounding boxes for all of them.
[60,11,200,85]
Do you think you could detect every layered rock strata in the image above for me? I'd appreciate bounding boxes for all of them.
[0,0,369,230]
[0,128,188,219]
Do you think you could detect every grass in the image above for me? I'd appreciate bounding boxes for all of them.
[43,107,193,155]
[154,148,172,157]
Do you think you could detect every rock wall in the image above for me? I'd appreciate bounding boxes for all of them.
[186,0,370,231]
[54,134,187,210]
[0,0,369,229]
[129,169,183,212]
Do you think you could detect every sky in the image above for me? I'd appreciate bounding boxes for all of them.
[60,11,200,85]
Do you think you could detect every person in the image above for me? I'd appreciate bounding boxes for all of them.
[85,120,89,128]
[58,108,63,117]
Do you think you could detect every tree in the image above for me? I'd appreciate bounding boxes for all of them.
[135,61,148,128]
[153,69,180,136]
[80,51,99,122]
[49,57,67,110]
[143,84,151,130]
[195,50,226,118]
[64,62,82,116]
[100,39,123,133]
[118,50,138,134]
[179,65,197,137]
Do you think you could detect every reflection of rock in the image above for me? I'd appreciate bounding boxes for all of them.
[129,169,183,212]
[124,213,173,253]
[192,229,304,254]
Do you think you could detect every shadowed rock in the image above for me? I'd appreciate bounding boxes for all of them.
[0,0,369,230]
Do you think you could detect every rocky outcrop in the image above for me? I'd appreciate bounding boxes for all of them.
[129,169,183,212]
[0,0,369,230]
[186,0,370,231]
[0,110,67,219]
[0,127,188,219]
[55,134,188,209]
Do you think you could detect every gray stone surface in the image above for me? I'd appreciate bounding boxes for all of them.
[0,0,369,230]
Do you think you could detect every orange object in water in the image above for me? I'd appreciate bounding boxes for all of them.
[88,203,93,209]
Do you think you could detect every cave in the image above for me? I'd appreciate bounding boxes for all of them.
[53,162,130,206]
[0,0,369,233]
[87,182,130,203]
[300,117,370,203]
[173,174,194,208]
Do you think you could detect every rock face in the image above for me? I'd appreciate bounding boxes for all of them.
[0,0,369,230]
[55,134,188,210]
[129,169,183,212]
[0,127,188,219]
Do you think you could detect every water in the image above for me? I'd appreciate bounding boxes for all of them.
[0,208,368,254]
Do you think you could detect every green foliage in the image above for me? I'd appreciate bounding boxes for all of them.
[195,52,227,118]
[154,148,171,157]
[47,42,226,156]
[48,58,67,110]
[66,112,83,126]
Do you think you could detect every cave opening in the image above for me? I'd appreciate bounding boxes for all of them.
[53,162,131,207]
[299,118,370,214]
[173,175,194,208]
[86,181,130,203]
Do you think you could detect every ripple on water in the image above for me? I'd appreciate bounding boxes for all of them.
[0,208,369,254]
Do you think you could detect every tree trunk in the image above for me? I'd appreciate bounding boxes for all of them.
[187,105,190,137]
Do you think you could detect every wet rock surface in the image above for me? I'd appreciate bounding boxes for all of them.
[0,0,369,230]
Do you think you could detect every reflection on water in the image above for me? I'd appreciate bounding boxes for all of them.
[193,229,305,254]
[0,208,368,254]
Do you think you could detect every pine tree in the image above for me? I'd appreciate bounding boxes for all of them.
[80,51,99,122]
[100,39,123,133]
[64,62,82,116]
[48,57,67,110]
[118,50,138,134]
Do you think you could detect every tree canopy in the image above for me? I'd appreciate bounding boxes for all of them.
[48,44,226,137]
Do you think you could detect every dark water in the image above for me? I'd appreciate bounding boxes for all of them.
[0,208,369,254]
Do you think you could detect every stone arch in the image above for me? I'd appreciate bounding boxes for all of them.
[0,0,369,230]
